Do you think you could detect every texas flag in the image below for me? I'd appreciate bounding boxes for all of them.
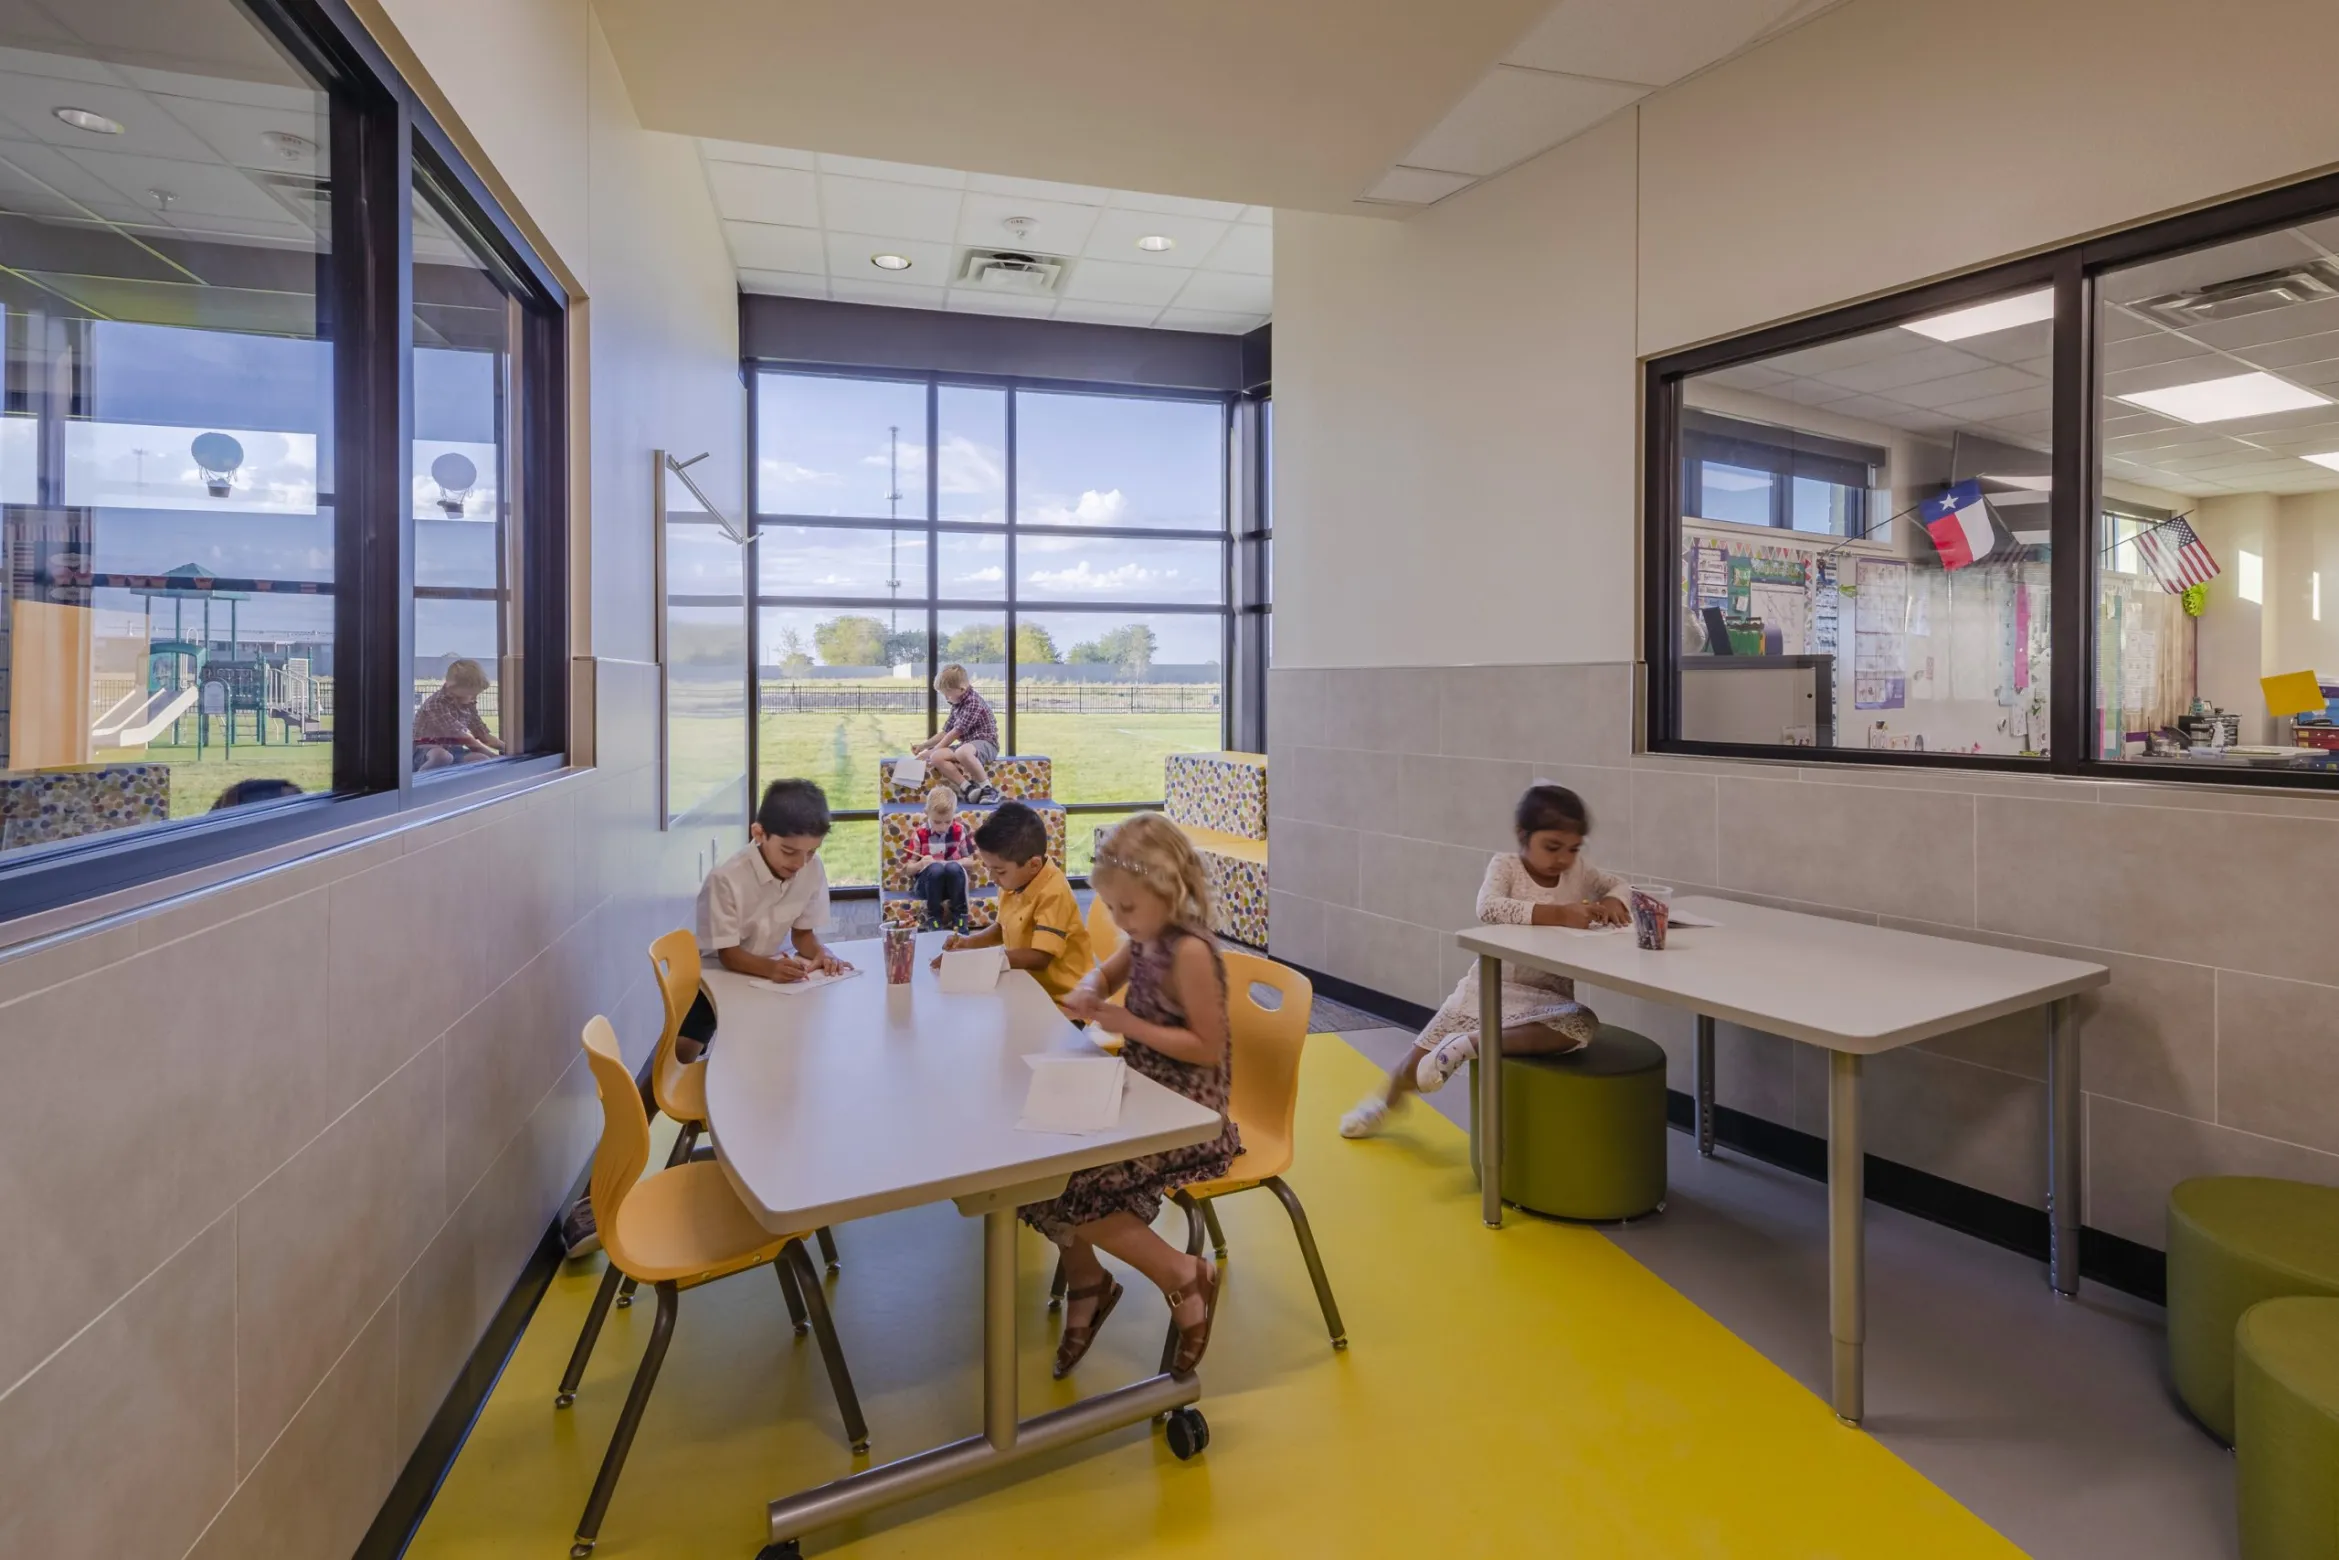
[1922,480,1996,570]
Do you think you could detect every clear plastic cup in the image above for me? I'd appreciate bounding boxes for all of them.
[1628,884,1673,950]
[883,925,916,984]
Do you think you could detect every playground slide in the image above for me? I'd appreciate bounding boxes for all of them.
[89,689,149,744]
[107,685,200,749]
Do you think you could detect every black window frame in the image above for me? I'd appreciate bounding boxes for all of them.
[746,362,1246,886]
[1644,161,2339,792]
[0,0,571,924]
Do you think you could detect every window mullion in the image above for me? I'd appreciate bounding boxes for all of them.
[2048,249,2090,776]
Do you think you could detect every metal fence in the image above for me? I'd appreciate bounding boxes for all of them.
[757,681,1221,716]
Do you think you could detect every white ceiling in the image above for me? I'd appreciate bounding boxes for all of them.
[1367,0,1849,207]
[1696,216,2339,498]
[700,140,1272,333]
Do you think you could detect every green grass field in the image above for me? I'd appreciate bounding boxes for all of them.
[98,716,336,818]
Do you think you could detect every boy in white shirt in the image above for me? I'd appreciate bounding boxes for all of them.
[696,778,853,993]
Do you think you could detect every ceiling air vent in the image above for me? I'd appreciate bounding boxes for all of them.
[2135,260,2339,327]
[959,248,1069,295]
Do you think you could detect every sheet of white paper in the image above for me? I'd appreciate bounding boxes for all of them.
[892,756,926,789]
[1553,923,1628,938]
[1667,910,1722,928]
[938,945,1005,994]
[753,967,863,995]
[1018,1056,1125,1134]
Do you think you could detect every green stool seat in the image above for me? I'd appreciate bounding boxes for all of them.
[2236,1297,2339,1560]
[2167,1177,2339,1442]
[1470,1026,1667,1222]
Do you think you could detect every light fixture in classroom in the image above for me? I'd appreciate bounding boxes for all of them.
[2115,371,2331,424]
[53,107,123,135]
[1135,234,1176,253]
[1902,289,2054,341]
[870,253,912,271]
[2301,450,2339,472]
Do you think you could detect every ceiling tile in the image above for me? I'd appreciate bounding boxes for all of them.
[700,139,814,169]
[1402,66,1646,177]
[944,289,1055,317]
[1172,271,1271,314]
[1817,342,1992,395]
[55,146,285,222]
[1157,307,1260,334]
[1936,386,2054,421]
[726,220,827,275]
[823,231,955,281]
[830,276,947,310]
[1238,205,1272,226]
[1362,167,1475,204]
[963,170,1116,205]
[150,93,321,173]
[738,269,828,299]
[815,152,964,189]
[954,191,1100,255]
[0,70,217,155]
[1052,300,1163,327]
[1766,331,1914,376]
[1081,206,1230,265]
[1503,0,1801,86]
[1058,257,1189,306]
[707,160,819,227]
[818,175,963,242]
[1200,223,1271,276]
[1887,363,2042,410]
[1107,189,1246,221]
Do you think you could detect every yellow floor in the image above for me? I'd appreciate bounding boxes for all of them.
[408,1040,2021,1559]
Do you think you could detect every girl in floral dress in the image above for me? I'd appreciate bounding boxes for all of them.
[1030,813,1237,1377]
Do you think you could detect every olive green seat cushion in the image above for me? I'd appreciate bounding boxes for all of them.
[2167,1177,2339,1442]
[2235,1296,2339,1560]
[1470,1026,1668,1222]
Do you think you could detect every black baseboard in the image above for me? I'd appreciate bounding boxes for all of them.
[1665,1091,2166,1304]
[1288,961,1434,1032]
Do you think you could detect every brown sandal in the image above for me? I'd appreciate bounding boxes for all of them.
[1053,1275,1123,1378]
[1166,1259,1221,1375]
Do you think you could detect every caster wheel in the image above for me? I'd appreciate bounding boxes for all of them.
[1163,1406,1210,1461]
[554,1391,575,1409]
[614,1294,632,1310]
[756,1543,802,1560]
[1330,1337,1349,1351]
[570,1541,595,1558]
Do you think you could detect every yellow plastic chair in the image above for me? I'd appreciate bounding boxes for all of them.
[1086,895,1124,968]
[561,1017,867,1559]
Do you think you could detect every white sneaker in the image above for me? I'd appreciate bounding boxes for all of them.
[1414,1032,1478,1094]
[1340,1095,1397,1138]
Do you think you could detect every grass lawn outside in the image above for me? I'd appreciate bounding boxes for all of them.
[98,714,336,818]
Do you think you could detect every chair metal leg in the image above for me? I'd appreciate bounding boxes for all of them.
[1200,1200,1229,1262]
[557,1261,626,1407]
[663,1119,701,1169]
[815,1225,841,1272]
[1264,1176,1347,1349]
[1047,1253,1067,1311]
[774,1252,811,1335]
[1159,1192,1206,1376]
[785,1240,871,1454]
[615,1274,637,1308]
[571,1280,678,1557]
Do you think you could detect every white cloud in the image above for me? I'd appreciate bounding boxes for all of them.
[953,565,1004,584]
[761,458,840,487]
[937,434,1004,495]
[1032,488,1128,526]
[1028,559,1174,593]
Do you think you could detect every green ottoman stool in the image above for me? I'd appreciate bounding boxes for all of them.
[1470,1026,1667,1222]
[2236,1297,2339,1560]
[2168,1177,2339,1442]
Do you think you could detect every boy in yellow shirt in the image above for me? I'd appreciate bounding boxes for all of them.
[937,801,1091,1006]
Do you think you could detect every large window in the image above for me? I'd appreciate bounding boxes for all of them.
[751,371,1232,884]
[0,0,567,919]
[1650,170,2339,790]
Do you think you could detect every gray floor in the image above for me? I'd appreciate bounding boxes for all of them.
[1335,1025,2238,1560]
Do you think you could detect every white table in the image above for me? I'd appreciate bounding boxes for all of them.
[702,934,1224,1555]
[1457,896,2108,1424]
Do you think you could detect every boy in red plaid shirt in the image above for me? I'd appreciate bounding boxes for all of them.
[905,786,974,929]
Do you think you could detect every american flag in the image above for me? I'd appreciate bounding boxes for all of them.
[2135,516,2221,593]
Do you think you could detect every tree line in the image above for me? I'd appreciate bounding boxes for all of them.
[775,616,1161,677]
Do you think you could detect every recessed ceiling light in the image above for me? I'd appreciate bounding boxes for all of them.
[2116,371,2331,424]
[53,107,124,135]
[2301,451,2339,472]
[870,253,912,271]
[1901,289,2055,341]
[1135,235,1176,253]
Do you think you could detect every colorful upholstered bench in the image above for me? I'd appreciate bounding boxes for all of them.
[0,762,172,850]
[1166,751,1266,840]
[880,754,1053,804]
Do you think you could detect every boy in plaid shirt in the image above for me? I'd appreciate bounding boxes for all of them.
[905,786,973,929]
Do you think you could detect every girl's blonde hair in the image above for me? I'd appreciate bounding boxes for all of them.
[935,662,970,696]
[1091,813,1213,937]
[442,657,488,695]
[923,785,957,822]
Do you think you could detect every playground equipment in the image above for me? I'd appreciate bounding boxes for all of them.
[89,564,333,752]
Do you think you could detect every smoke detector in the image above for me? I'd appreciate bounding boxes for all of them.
[2135,260,2339,328]
[959,247,1070,295]
[1001,215,1038,243]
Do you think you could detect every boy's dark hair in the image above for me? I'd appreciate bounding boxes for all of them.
[1515,783,1591,839]
[756,778,832,838]
[973,800,1048,864]
[212,778,302,810]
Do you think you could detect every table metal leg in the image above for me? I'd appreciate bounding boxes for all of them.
[1478,953,1504,1229]
[762,1209,1200,1547]
[1828,1049,1864,1426]
[2047,996,2082,1298]
[1695,1014,1717,1157]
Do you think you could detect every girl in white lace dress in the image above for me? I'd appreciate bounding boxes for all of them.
[1341,785,1632,1139]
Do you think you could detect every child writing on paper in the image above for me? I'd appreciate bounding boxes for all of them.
[1028,814,1236,1379]
[695,779,852,1024]
[932,802,1090,1004]
[1340,783,1630,1139]
[903,785,973,930]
